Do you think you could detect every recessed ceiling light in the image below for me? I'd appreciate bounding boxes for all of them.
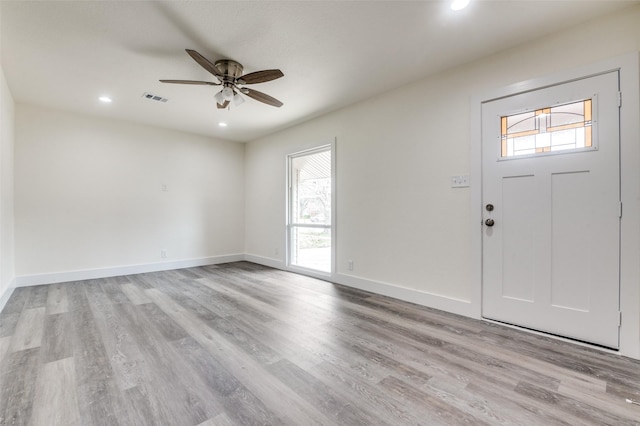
[451,0,470,11]
[99,96,112,103]
[218,122,228,127]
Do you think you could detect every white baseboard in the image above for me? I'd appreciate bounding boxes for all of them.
[334,273,473,318]
[243,254,286,270]
[14,254,245,287]
[245,254,474,318]
[12,253,473,321]
[0,278,16,312]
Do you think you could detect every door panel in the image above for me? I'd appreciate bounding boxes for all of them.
[550,171,592,311]
[501,175,536,302]
[482,71,620,348]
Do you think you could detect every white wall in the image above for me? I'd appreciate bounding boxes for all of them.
[245,6,640,328]
[15,105,245,283]
[0,66,16,310]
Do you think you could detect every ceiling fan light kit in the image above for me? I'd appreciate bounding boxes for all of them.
[232,92,245,106]
[160,49,284,110]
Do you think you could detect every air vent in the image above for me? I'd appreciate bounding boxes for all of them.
[142,92,169,103]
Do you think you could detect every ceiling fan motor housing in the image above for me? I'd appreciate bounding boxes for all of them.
[214,60,244,80]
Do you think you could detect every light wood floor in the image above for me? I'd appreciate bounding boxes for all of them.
[1,262,639,425]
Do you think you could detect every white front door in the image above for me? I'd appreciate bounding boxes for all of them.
[482,71,621,348]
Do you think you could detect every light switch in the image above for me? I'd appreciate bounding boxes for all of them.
[451,175,470,188]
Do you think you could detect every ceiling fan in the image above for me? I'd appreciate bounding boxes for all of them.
[160,49,284,109]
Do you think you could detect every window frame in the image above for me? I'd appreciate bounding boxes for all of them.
[286,141,336,278]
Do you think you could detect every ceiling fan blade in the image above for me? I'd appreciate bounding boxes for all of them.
[239,69,284,85]
[185,49,223,80]
[242,88,283,107]
[159,79,220,85]
[217,100,230,109]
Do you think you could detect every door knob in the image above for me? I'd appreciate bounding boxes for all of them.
[486,204,494,211]
[485,218,495,227]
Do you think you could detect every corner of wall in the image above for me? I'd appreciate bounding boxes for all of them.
[244,253,286,270]
[0,277,15,313]
[0,65,16,313]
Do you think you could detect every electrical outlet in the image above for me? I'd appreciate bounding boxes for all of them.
[275,248,279,256]
[348,260,354,271]
[161,249,167,258]
[161,184,168,192]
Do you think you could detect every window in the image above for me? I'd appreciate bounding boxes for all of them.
[501,99,593,158]
[287,145,333,273]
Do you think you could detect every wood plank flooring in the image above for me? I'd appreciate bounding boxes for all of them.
[1,261,639,425]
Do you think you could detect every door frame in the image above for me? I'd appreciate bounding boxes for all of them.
[285,139,337,281]
[470,53,640,359]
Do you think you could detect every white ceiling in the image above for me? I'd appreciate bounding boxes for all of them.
[1,1,637,142]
